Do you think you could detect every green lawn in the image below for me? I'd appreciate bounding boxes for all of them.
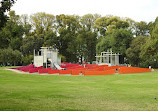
[0,68,158,111]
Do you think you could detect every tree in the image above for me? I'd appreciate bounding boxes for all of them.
[110,28,133,56]
[96,35,111,54]
[0,11,24,50]
[56,14,80,62]
[94,16,129,36]
[126,36,147,66]
[85,31,97,63]
[96,28,133,63]
[0,0,16,29]
[81,14,101,31]
[20,36,35,56]
[68,29,97,63]
[67,29,86,63]
[94,17,109,36]
[22,55,33,65]
[135,21,149,36]
[12,50,22,65]
[43,30,58,48]
[139,17,158,68]
[0,48,22,66]
[139,38,158,68]
[30,12,55,36]
[20,14,32,36]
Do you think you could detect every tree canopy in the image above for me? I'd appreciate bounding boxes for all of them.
[0,5,158,67]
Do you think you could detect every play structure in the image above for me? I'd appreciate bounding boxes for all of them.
[33,47,61,69]
[95,50,120,66]
[12,47,151,75]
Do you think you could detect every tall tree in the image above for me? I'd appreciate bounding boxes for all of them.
[110,28,133,55]
[56,14,80,62]
[81,14,101,31]
[30,12,55,36]
[139,17,158,68]
[0,11,24,50]
[0,0,16,29]
[126,36,147,66]
[94,16,129,36]
[135,21,149,36]
[85,31,97,63]
[20,14,32,36]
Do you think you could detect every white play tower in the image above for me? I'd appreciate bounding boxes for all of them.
[33,47,61,68]
[95,50,120,66]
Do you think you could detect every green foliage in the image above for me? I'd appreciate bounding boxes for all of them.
[135,21,149,36]
[1,9,158,65]
[96,36,111,54]
[0,0,16,29]
[22,55,33,65]
[58,54,66,62]
[9,37,22,51]
[55,14,81,62]
[139,38,158,68]
[81,14,100,31]
[43,31,57,47]
[20,36,34,56]
[94,16,129,36]
[30,12,55,35]
[67,29,97,63]
[0,48,22,66]
[135,17,158,68]
[110,28,133,56]
[85,31,97,63]
[0,11,24,50]
[96,28,133,56]
[19,14,32,36]
[126,36,147,66]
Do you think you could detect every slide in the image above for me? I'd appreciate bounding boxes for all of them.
[53,62,65,70]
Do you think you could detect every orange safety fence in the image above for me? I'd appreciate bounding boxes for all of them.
[71,70,82,75]
[73,68,88,70]
[66,65,84,70]
[48,70,60,74]
[59,70,72,74]
[85,64,98,69]
[103,66,124,71]
[84,69,115,76]
[29,66,43,73]
[38,68,52,74]
[118,67,151,74]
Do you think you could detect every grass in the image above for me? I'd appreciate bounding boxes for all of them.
[0,67,158,111]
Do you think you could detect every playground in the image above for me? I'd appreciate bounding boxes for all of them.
[0,67,158,111]
[8,47,151,76]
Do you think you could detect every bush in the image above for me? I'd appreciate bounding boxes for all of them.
[22,55,33,65]
[0,48,22,66]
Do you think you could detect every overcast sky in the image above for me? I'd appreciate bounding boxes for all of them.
[11,0,158,22]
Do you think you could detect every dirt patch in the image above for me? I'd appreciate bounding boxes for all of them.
[6,68,30,74]
[6,68,55,75]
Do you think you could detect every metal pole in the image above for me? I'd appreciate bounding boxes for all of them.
[33,49,35,65]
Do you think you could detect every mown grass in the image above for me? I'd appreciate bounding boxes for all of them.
[0,67,158,111]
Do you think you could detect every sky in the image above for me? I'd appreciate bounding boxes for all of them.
[11,0,158,22]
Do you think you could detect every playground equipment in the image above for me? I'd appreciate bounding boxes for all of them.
[33,47,61,68]
[95,50,120,66]
[53,62,65,70]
